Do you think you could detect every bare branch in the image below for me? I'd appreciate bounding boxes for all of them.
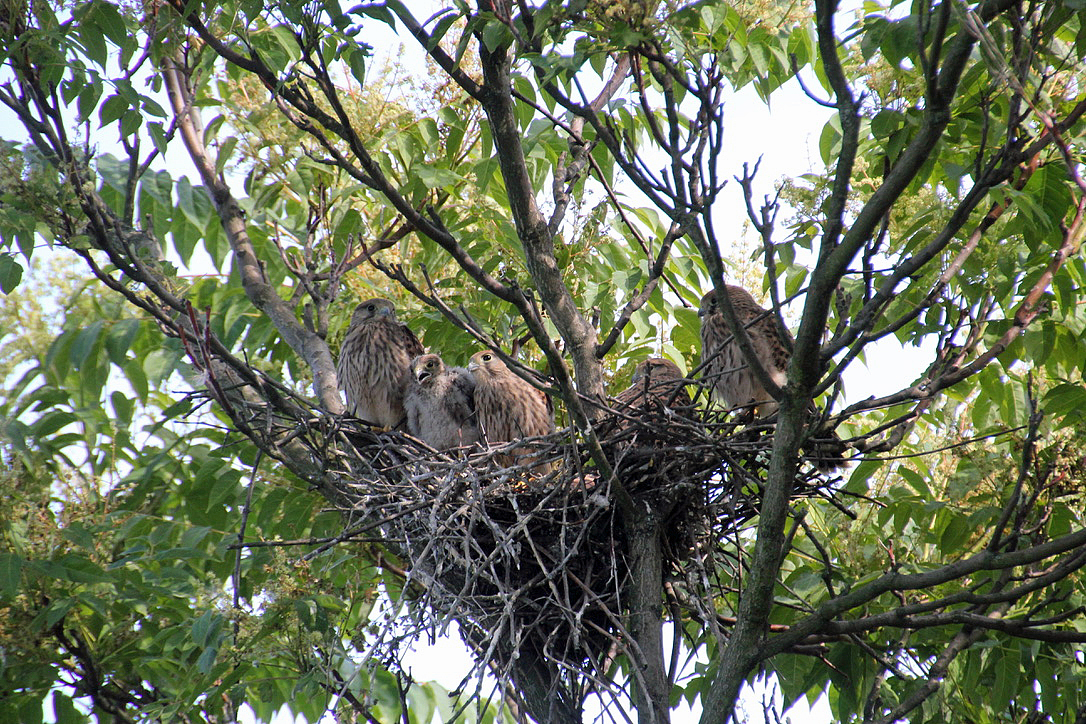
[163,55,344,413]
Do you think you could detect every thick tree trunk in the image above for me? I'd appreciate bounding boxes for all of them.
[626,510,670,724]
[462,624,580,724]
[510,649,581,724]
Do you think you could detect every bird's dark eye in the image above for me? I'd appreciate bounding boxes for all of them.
[482,353,492,362]
[367,304,376,311]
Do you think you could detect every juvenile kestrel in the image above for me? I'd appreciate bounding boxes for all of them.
[336,297,424,428]
[698,285,845,470]
[615,357,693,410]
[467,350,555,468]
[403,353,481,450]
[698,286,789,417]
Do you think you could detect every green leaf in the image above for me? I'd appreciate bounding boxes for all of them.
[172,217,200,267]
[76,17,108,66]
[818,116,841,167]
[0,553,23,598]
[99,94,128,127]
[37,554,111,583]
[414,166,462,189]
[105,319,141,365]
[215,136,238,176]
[0,253,23,293]
[15,697,44,724]
[208,469,240,507]
[146,120,168,154]
[176,176,200,225]
[89,1,129,48]
[161,397,194,420]
[429,12,457,49]
[481,18,513,52]
[192,610,223,647]
[898,466,932,498]
[120,109,142,138]
[144,348,182,386]
[881,14,920,68]
[406,683,436,724]
[77,79,104,124]
[196,645,219,674]
[847,462,881,494]
[70,320,104,369]
[32,410,77,437]
[990,646,1020,713]
[871,109,903,139]
[1042,383,1086,425]
[346,46,367,86]
[124,357,149,401]
[60,524,96,551]
[111,390,134,424]
[938,513,972,554]
[354,2,397,26]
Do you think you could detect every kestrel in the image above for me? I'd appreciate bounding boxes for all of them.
[698,285,845,470]
[403,353,481,450]
[698,286,789,418]
[336,297,424,428]
[615,357,693,411]
[467,350,555,469]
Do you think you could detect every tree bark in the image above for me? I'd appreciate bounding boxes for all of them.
[626,509,670,724]
[509,650,581,724]
[463,625,580,724]
[162,56,345,415]
[477,39,606,406]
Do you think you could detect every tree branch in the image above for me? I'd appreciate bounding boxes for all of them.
[162,55,344,413]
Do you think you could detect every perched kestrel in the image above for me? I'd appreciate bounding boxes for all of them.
[698,286,789,418]
[698,285,845,470]
[467,350,555,468]
[615,357,693,411]
[403,353,481,450]
[336,298,424,428]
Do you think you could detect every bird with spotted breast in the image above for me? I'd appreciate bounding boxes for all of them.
[467,350,555,470]
[615,357,694,411]
[698,285,790,418]
[336,297,424,428]
[403,353,481,450]
[698,285,846,470]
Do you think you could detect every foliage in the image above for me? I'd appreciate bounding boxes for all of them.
[1,0,1085,722]
[0,256,466,722]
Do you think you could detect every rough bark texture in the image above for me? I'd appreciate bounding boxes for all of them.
[162,57,345,414]
[626,509,670,724]
[477,41,606,407]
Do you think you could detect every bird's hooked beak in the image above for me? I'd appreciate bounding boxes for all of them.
[417,368,433,383]
[698,289,717,318]
[467,359,479,372]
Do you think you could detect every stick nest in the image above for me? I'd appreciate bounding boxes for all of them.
[307,393,842,706]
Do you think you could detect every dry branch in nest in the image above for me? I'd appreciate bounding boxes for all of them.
[296,388,839,712]
[191,349,843,714]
